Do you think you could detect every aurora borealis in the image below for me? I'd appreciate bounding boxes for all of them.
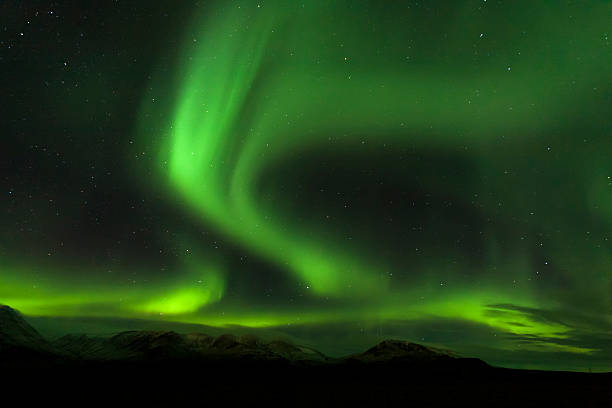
[2,0,612,371]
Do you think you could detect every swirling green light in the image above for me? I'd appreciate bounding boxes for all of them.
[2,0,611,368]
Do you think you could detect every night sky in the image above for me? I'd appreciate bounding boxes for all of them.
[2,0,612,371]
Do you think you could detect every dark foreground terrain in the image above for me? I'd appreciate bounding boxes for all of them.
[1,305,611,406]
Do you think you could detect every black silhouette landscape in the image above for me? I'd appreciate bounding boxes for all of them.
[2,304,611,406]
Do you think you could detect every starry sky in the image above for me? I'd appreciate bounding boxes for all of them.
[2,0,612,371]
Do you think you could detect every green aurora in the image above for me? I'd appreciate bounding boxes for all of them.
[2,0,612,370]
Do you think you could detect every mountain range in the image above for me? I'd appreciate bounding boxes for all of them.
[2,304,611,406]
[0,304,469,367]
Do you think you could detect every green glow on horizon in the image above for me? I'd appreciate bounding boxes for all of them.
[133,267,224,315]
[0,259,224,317]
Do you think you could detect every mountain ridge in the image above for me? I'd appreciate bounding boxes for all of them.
[0,304,478,368]
[5,304,612,407]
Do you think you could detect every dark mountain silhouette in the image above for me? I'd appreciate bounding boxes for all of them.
[346,339,458,362]
[0,304,478,368]
[0,305,60,365]
[0,305,47,348]
[52,330,329,364]
[3,304,612,406]
[51,330,467,366]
